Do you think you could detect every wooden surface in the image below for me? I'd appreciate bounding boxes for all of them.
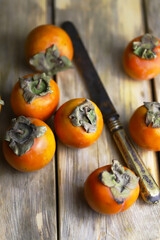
[0,1,57,240]
[0,0,160,239]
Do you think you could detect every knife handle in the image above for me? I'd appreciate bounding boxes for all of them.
[107,117,160,204]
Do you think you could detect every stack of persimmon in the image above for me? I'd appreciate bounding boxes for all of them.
[3,24,75,172]
[2,24,104,175]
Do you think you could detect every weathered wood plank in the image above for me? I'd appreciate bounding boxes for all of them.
[55,0,160,239]
[144,0,160,103]
[0,1,57,239]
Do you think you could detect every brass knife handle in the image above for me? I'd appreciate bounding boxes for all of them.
[107,118,160,204]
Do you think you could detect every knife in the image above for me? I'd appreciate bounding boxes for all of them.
[62,21,160,204]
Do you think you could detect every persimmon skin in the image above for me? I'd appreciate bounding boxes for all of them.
[54,98,104,148]
[123,36,160,80]
[3,118,56,172]
[11,74,60,121]
[84,165,140,215]
[129,105,160,151]
[25,24,74,66]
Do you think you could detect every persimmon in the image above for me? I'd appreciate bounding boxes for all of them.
[11,73,60,121]
[54,98,103,148]
[25,24,73,75]
[123,33,160,80]
[3,116,56,172]
[84,160,140,215]
[129,102,160,151]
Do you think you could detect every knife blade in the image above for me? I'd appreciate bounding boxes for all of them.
[62,21,160,204]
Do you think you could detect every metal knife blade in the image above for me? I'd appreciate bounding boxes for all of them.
[62,22,119,124]
[62,21,160,204]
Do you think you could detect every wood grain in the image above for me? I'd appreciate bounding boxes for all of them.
[55,0,160,239]
[1,0,160,239]
[144,0,160,103]
[0,1,57,240]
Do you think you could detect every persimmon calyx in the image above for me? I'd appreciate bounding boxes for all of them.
[144,102,160,127]
[19,73,53,104]
[29,44,73,76]
[99,160,139,204]
[133,33,159,59]
[5,116,47,156]
[69,99,97,133]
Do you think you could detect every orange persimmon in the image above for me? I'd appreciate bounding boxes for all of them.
[84,160,140,215]
[123,33,160,80]
[54,98,103,148]
[3,116,56,172]
[129,102,160,151]
[25,24,73,74]
[11,73,60,121]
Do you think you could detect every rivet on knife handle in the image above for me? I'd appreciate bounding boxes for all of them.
[62,21,160,204]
